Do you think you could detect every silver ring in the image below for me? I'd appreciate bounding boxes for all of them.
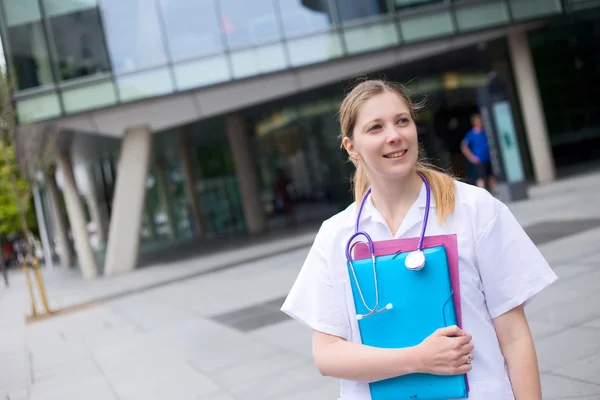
[466,354,472,364]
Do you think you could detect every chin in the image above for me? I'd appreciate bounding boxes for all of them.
[380,165,416,180]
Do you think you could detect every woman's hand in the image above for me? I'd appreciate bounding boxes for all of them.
[416,325,474,375]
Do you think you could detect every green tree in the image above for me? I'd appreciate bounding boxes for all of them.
[0,139,37,236]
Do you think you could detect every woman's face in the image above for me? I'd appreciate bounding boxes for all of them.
[344,91,419,182]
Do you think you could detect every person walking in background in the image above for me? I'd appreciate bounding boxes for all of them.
[0,242,8,287]
[274,168,296,227]
[461,113,497,194]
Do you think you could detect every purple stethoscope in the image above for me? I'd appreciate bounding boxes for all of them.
[345,173,432,320]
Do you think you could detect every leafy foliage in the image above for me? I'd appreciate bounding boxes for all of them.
[0,139,36,235]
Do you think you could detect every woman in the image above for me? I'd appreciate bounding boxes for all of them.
[281,80,557,399]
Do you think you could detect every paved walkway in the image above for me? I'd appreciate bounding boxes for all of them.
[1,170,600,400]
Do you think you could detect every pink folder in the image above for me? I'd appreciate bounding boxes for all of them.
[352,234,463,329]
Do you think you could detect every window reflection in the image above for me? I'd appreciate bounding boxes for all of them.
[277,0,334,37]
[219,0,280,48]
[394,0,443,10]
[100,0,167,73]
[158,0,224,60]
[335,0,389,23]
[43,0,111,81]
[2,0,54,90]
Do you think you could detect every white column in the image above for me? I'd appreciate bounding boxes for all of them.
[508,30,556,183]
[225,112,266,234]
[45,169,73,267]
[32,184,53,268]
[104,126,152,276]
[56,153,99,279]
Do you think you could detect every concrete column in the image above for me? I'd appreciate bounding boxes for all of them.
[84,165,108,246]
[45,168,73,267]
[179,132,204,236]
[32,184,53,268]
[225,112,266,234]
[56,154,99,279]
[104,126,152,276]
[507,30,556,183]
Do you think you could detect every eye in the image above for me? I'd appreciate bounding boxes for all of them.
[397,117,410,125]
[367,124,381,132]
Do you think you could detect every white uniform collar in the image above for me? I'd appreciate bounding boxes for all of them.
[346,181,437,237]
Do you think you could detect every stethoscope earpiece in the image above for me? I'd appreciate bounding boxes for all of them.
[347,173,431,321]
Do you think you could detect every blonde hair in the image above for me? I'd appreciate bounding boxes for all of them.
[339,79,455,223]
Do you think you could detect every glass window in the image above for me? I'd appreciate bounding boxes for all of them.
[2,0,54,90]
[219,0,280,48]
[158,0,224,61]
[343,22,399,54]
[62,80,117,113]
[100,0,168,73]
[394,0,444,10]
[117,67,174,102]
[277,0,335,38]
[173,56,231,90]
[43,0,111,81]
[509,0,562,21]
[15,93,62,123]
[455,1,509,32]
[229,43,287,79]
[230,43,287,79]
[287,32,344,67]
[399,11,454,43]
[335,0,389,24]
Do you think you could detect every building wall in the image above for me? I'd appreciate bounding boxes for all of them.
[0,0,564,125]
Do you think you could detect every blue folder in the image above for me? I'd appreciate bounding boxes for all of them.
[347,245,468,400]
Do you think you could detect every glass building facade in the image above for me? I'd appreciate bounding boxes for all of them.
[0,0,564,124]
[4,0,599,273]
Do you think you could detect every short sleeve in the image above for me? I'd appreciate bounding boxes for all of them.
[280,225,349,339]
[461,131,472,148]
[475,202,558,319]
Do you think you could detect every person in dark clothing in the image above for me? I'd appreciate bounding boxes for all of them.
[274,168,296,226]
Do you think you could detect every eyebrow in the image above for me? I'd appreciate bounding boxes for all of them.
[362,113,410,130]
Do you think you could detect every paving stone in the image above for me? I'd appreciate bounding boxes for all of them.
[540,373,600,399]
[552,352,600,385]
[535,327,600,373]
[30,375,117,400]
[210,350,310,393]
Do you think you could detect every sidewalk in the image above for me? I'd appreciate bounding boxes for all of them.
[1,170,600,400]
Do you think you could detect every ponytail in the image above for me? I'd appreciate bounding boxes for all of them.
[352,162,455,224]
[353,163,370,205]
[415,163,456,223]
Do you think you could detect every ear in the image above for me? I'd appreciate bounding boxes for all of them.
[343,136,360,161]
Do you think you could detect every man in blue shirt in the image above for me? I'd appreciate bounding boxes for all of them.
[461,113,497,193]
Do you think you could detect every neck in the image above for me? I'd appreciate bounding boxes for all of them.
[369,170,423,229]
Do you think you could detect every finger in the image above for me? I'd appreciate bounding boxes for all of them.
[460,342,475,355]
[453,363,473,375]
[457,353,474,366]
[436,325,465,337]
[455,333,473,345]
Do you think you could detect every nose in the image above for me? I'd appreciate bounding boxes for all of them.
[385,125,403,144]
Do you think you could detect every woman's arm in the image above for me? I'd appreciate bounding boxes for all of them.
[312,325,474,383]
[494,305,542,400]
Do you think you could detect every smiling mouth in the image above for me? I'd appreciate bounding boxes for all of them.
[383,150,408,159]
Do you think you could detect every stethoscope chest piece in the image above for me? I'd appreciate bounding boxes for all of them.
[405,249,426,271]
